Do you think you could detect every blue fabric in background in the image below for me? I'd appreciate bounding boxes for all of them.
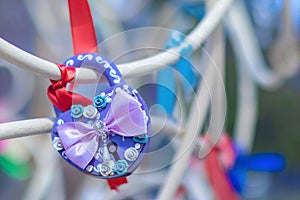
[156,67,177,116]
[181,2,205,21]
[246,0,284,49]
[228,151,286,194]
[156,31,197,116]
[290,0,300,36]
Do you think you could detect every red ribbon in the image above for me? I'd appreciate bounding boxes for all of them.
[47,64,91,112]
[107,177,128,190]
[203,135,239,200]
[47,0,127,190]
[68,0,98,55]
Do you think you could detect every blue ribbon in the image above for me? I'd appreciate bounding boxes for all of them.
[228,151,286,194]
[156,31,197,116]
[181,2,205,21]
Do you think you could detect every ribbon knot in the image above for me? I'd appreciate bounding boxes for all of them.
[93,120,108,136]
[47,64,92,112]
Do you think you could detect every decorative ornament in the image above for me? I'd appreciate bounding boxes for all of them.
[51,54,151,179]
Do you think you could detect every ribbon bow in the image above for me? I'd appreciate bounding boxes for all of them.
[56,89,147,169]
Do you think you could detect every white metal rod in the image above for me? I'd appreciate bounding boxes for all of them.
[0,116,185,141]
[156,23,222,198]
[230,33,258,152]
[0,0,233,83]
[156,0,228,197]
[0,38,62,80]
[234,58,257,152]
[206,0,226,143]
[225,0,283,89]
[156,57,215,200]
[0,118,55,140]
[226,0,269,152]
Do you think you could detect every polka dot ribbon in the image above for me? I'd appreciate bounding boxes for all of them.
[47,0,127,190]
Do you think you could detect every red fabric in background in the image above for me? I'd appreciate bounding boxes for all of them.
[203,147,239,200]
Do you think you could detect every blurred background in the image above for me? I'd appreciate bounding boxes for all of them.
[0,0,300,199]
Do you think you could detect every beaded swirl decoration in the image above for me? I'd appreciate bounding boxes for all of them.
[51,53,151,178]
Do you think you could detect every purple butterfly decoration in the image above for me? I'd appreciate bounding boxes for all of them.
[56,89,148,169]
